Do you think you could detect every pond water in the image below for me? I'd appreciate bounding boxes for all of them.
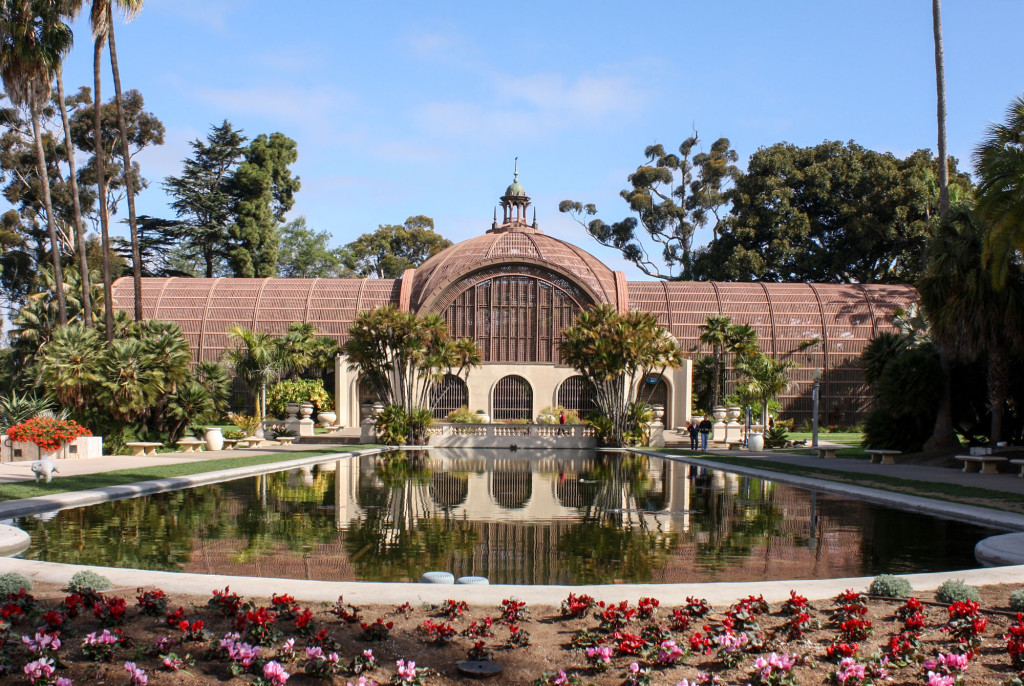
[12,450,1002,585]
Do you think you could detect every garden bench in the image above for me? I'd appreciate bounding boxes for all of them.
[276,436,296,445]
[176,438,205,453]
[726,441,744,450]
[865,449,901,465]
[1009,459,1024,477]
[954,454,1007,475]
[817,447,838,459]
[222,438,240,450]
[126,442,162,456]
[238,437,264,448]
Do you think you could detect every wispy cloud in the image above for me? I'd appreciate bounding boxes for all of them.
[190,84,356,130]
[149,0,245,32]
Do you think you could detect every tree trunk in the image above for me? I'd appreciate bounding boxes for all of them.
[57,65,92,327]
[710,348,721,409]
[94,34,115,345]
[30,106,68,326]
[932,0,949,221]
[923,346,960,451]
[106,10,143,322]
[987,348,1010,446]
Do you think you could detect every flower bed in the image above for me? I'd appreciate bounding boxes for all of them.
[1,582,1024,684]
[6,418,92,453]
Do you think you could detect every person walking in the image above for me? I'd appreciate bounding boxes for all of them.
[698,416,712,451]
[558,410,566,436]
[687,422,699,450]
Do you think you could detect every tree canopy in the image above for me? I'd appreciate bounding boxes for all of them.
[340,216,451,278]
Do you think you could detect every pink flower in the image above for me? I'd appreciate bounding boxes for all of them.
[84,630,118,646]
[56,678,72,686]
[396,659,418,681]
[346,678,377,686]
[23,658,55,684]
[927,673,956,686]
[586,646,613,663]
[305,646,324,659]
[124,662,148,686]
[263,660,290,686]
[23,631,61,653]
[552,670,571,686]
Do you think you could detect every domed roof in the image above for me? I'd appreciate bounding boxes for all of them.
[504,176,526,197]
[409,228,619,312]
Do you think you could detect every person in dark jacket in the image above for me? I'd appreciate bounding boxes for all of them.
[687,422,699,450]
[698,417,712,450]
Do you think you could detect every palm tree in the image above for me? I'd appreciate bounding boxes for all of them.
[736,353,797,432]
[223,324,282,418]
[103,0,144,321]
[975,95,1024,288]
[918,207,1024,445]
[36,322,103,413]
[932,0,949,221]
[0,0,74,326]
[698,314,731,410]
[89,0,114,341]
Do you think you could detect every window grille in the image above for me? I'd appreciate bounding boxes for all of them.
[430,374,468,419]
[557,375,598,417]
[493,375,533,420]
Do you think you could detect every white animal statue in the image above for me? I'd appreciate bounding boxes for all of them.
[30,459,59,483]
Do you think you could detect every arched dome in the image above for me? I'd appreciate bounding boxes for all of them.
[408,227,621,312]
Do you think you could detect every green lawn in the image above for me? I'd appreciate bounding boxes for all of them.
[0,446,378,502]
[787,431,864,445]
[659,449,1024,513]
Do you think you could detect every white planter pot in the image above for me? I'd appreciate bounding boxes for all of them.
[204,427,224,451]
[747,433,765,452]
[317,411,337,427]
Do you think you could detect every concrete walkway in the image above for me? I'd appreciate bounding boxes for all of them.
[0,443,338,484]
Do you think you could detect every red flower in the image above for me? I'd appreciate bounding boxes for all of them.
[7,416,91,452]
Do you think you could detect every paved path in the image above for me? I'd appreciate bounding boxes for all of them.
[0,443,330,484]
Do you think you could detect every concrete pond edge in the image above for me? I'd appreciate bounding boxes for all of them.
[0,445,1021,606]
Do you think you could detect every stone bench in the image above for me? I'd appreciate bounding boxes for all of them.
[275,436,296,446]
[238,437,264,448]
[223,438,240,450]
[176,438,205,453]
[126,442,163,456]
[818,447,838,459]
[865,449,901,465]
[1010,459,1024,477]
[955,455,1007,475]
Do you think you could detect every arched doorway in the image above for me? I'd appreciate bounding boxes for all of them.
[430,374,468,420]
[637,374,670,427]
[493,375,533,420]
[556,375,598,418]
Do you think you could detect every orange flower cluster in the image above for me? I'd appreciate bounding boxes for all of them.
[7,417,91,452]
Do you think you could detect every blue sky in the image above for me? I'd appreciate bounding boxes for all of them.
[41,0,1024,278]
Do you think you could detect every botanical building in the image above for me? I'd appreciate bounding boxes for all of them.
[113,174,917,428]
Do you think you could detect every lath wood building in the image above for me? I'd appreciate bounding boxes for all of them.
[113,173,917,428]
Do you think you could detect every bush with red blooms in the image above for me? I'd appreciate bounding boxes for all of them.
[7,416,91,451]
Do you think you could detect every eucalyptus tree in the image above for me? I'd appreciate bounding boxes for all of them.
[0,0,74,325]
[560,305,684,447]
[560,136,740,279]
[975,95,1024,288]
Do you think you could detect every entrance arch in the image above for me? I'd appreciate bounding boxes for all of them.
[637,374,671,427]
[493,375,533,420]
[556,375,597,418]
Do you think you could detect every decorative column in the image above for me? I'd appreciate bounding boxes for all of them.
[335,353,348,428]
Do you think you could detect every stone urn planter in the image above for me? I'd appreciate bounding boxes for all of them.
[726,406,741,422]
[317,411,337,428]
[204,427,224,451]
[747,433,765,452]
[299,402,314,420]
[712,407,727,422]
[285,402,300,421]
[475,410,490,423]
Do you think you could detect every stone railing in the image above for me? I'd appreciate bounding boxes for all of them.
[429,423,597,448]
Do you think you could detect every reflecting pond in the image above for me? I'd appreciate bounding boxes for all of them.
[11,450,1002,584]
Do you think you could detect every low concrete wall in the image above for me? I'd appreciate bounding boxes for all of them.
[1,436,104,462]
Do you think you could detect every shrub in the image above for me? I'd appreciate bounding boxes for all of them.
[869,574,913,598]
[66,570,114,593]
[446,406,483,424]
[764,426,790,448]
[0,571,33,596]
[7,416,91,452]
[267,378,333,418]
[227,412,262,436]
[538,406,581,424]
[1010,589,1024,612]
[224,429,247,440]
[935,579,981,604]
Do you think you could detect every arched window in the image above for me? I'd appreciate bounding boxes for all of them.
[430,374,468,419]
[556,375,598,418]
[444,274,583,363]
[637,374,670,425]
[493,375,533,420]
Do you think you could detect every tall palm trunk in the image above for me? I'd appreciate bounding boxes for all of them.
[93,33,114,343]
[106,7,142,322]
[56,64,92,327]
[932,0,949,221]
[987,348,1010,446]
[30,105,68,326]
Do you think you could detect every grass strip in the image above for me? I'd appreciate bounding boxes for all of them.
[659,449,1024,513]
[0,446,377,502]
